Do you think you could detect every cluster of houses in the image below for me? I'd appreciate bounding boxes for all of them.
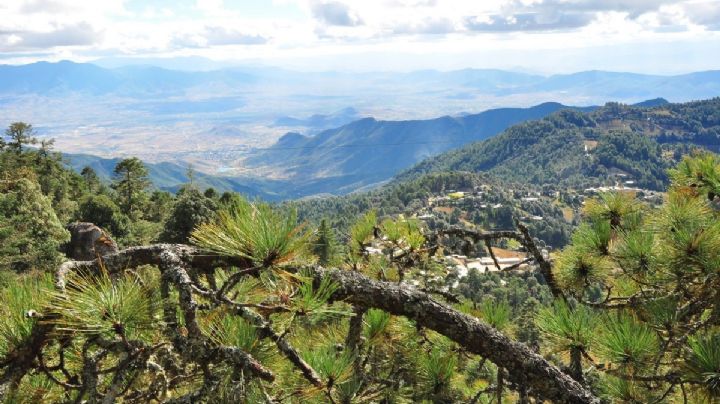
[445,245,550,277]
[409,185,550,279]
[582,178,663,204]
[423,186,507,215]
[445,254,529,277]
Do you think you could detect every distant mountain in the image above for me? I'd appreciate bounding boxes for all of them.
[398,98,720,191]
[91,56,241,71]
[247,102,591,192]
[2,61,720,103]
[516,71,720,100]
[63,153,272,198]
[4,59,720,199]
[60,97,720,200]
[273,107,362,132]
[63,152,402,200]
[59,100,573,199]
[386,68,546,90]
[0,61,256,96]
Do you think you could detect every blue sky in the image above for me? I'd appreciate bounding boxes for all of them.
[0,0,719,73]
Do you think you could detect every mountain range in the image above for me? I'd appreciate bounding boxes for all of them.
[2,61,719,102]
[65,101,592,199]
[0,61,256,97]
[63,96,704,201]
[246,102,595,192]
[64,153,271,198]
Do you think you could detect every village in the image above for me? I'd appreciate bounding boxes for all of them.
[403,172,663,282]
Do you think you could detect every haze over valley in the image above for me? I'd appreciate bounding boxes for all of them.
[2,60,720,197]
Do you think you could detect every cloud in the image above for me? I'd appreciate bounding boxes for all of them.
[310,1,363,26]
[681,0,720,30]
[465,12,593,32]
[392,18,457,35]
[499,0,677,19]
[385,0,438,6]
[459,0,697,33]
[196,0,224,15]
[13,0,126,16]
[0,0,716,73]
[303,0,703,37]
[19,0,71,14]
[0,22,100,51]
[204,26,268,45]
[171,26,269,48]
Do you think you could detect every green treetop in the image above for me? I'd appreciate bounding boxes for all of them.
[539,151,720,402]
[112,157,150,218]
[4,122,38,155]
[0,170,69,272]
[160,187,217,243]
[311,218,339,266]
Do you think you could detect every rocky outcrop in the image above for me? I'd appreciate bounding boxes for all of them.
[63,222,118,261]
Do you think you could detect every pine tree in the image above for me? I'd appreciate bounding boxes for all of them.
[541,152,720,402]
[146,190,174,223]
[111,157,150,218]
[312,218,338,265]
[80,166,101,192]
[4,122,37,155]
[76,194,130,237]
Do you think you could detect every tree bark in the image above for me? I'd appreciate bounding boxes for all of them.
[569,346,584,383]
[345,305,367,354]
[310,266,598,403]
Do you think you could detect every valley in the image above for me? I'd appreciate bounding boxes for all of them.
[3,61,720,199]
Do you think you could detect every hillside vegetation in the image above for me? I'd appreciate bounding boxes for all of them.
[402,98,720,191]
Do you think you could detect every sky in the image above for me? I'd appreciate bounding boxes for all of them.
[0,0,719,73]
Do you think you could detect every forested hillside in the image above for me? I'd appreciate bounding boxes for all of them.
[285,98,720,249]
[401,98,720,191]
[289,171,577,249]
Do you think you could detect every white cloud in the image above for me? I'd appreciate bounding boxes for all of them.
[0,22,102,51]
[681,0,720,30]
[310,1,363,26]
[171,26,269,48]
[0,0,716,73]
[392,17,457,34]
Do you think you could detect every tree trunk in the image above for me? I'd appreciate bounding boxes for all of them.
[569,346,584,383]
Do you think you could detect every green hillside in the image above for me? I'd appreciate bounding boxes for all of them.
[400,98,720,190]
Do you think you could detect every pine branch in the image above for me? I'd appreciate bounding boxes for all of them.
[23,244,601,403]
